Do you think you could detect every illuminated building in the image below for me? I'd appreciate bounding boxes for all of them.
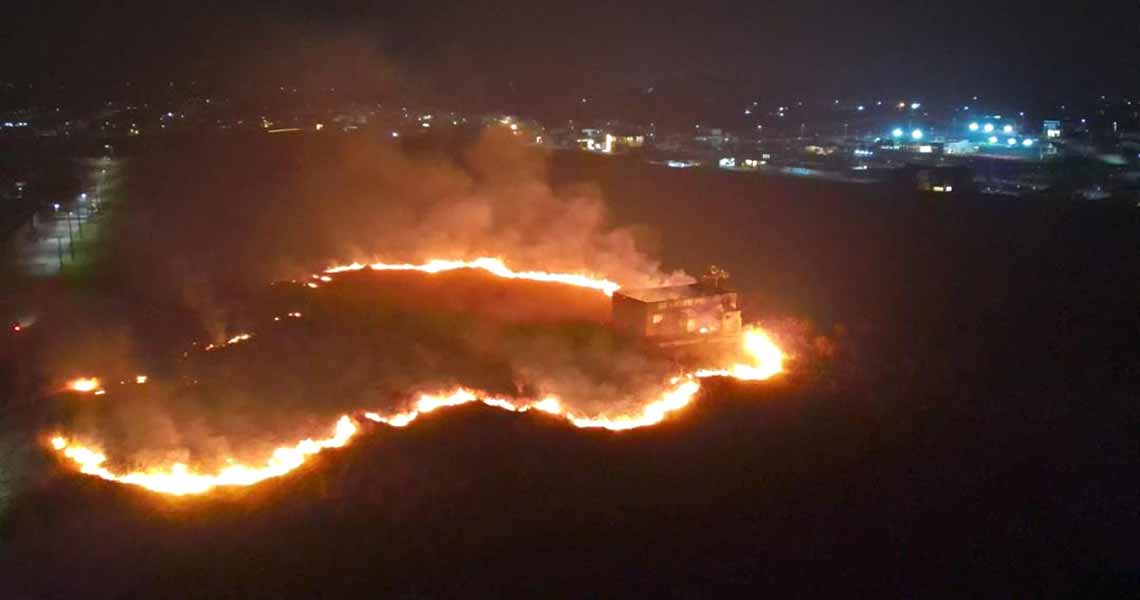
[612,267,742,350]
[1043,120,1062,138]
[602,132,646,153]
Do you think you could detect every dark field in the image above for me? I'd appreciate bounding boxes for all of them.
[2,134,1138,597]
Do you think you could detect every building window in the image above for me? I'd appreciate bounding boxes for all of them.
[651,314,664,324]
[686,319,696,332]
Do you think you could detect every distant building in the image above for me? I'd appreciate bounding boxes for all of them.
[944,140,978,155]
[612,267,742,349]
[1043,120,1062,138]
[693,128,734,150]
[894,164,975,194]
[603,132,645,153]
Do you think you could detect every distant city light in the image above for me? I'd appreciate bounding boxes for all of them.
[911,128,923,140]
[983,123,995,133]
[857,105,864,111]
[891,128,904,138]
[968,122,979,131]
[391,131,399,138]
[910,102,921,110]
[988,136,999,144]
[1002,124,1013,133]
[509,123,518,131]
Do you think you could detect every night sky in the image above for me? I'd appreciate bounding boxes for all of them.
[3,1,1138,110]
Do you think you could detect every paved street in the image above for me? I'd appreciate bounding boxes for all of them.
[12,159,117,276]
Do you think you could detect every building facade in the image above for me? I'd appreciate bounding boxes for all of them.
[612,270,742,348]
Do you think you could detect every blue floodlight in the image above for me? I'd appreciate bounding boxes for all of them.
[983,123,994,133]
[968,122,979,131]
[911,129,923,140]
[891,128,904,138]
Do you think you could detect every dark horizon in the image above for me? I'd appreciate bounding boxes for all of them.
[3,1,1138,115]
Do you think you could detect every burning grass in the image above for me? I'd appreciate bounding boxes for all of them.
[44,263,784,496]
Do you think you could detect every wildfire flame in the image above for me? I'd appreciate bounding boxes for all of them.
[324,257,621,296]
[693,328,785,381]
[67,378,101,393]
[46,260,785,496]
[204,333,253,351]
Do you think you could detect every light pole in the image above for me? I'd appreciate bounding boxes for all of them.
[65,211,75,259]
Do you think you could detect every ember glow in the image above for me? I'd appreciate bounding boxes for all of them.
[203,333,253,351]
[46,260,785,496]
[325,257,621,296]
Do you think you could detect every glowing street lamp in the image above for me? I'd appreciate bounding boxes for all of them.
[911,128,923,140]
[983,123,995,133]
[968,122,979,131]
[1022,139,1034,147]
[1007,138,1017,145]
[891,128,904,138]
[1002,124,1013,134]
[988,136,999,144]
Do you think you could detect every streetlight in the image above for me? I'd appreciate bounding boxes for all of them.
[65,212,75,259]
[911,129,923,140]
[968,122,979,132]
[891,128,904,138]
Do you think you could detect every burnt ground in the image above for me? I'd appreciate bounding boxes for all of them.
[2,139,1139,597]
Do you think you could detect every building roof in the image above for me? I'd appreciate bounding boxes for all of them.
[615,282,734,304]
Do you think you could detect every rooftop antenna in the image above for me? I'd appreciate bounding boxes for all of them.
[702,265,731,289]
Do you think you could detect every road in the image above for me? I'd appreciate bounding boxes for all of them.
[11,158,118,276]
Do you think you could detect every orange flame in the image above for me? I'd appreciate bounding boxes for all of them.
[67,378,101,393]
[49,416,358,496]
[46,261,784,496]
[694,328,785,381]
[203,333,253,352]
[324,257,621,296]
